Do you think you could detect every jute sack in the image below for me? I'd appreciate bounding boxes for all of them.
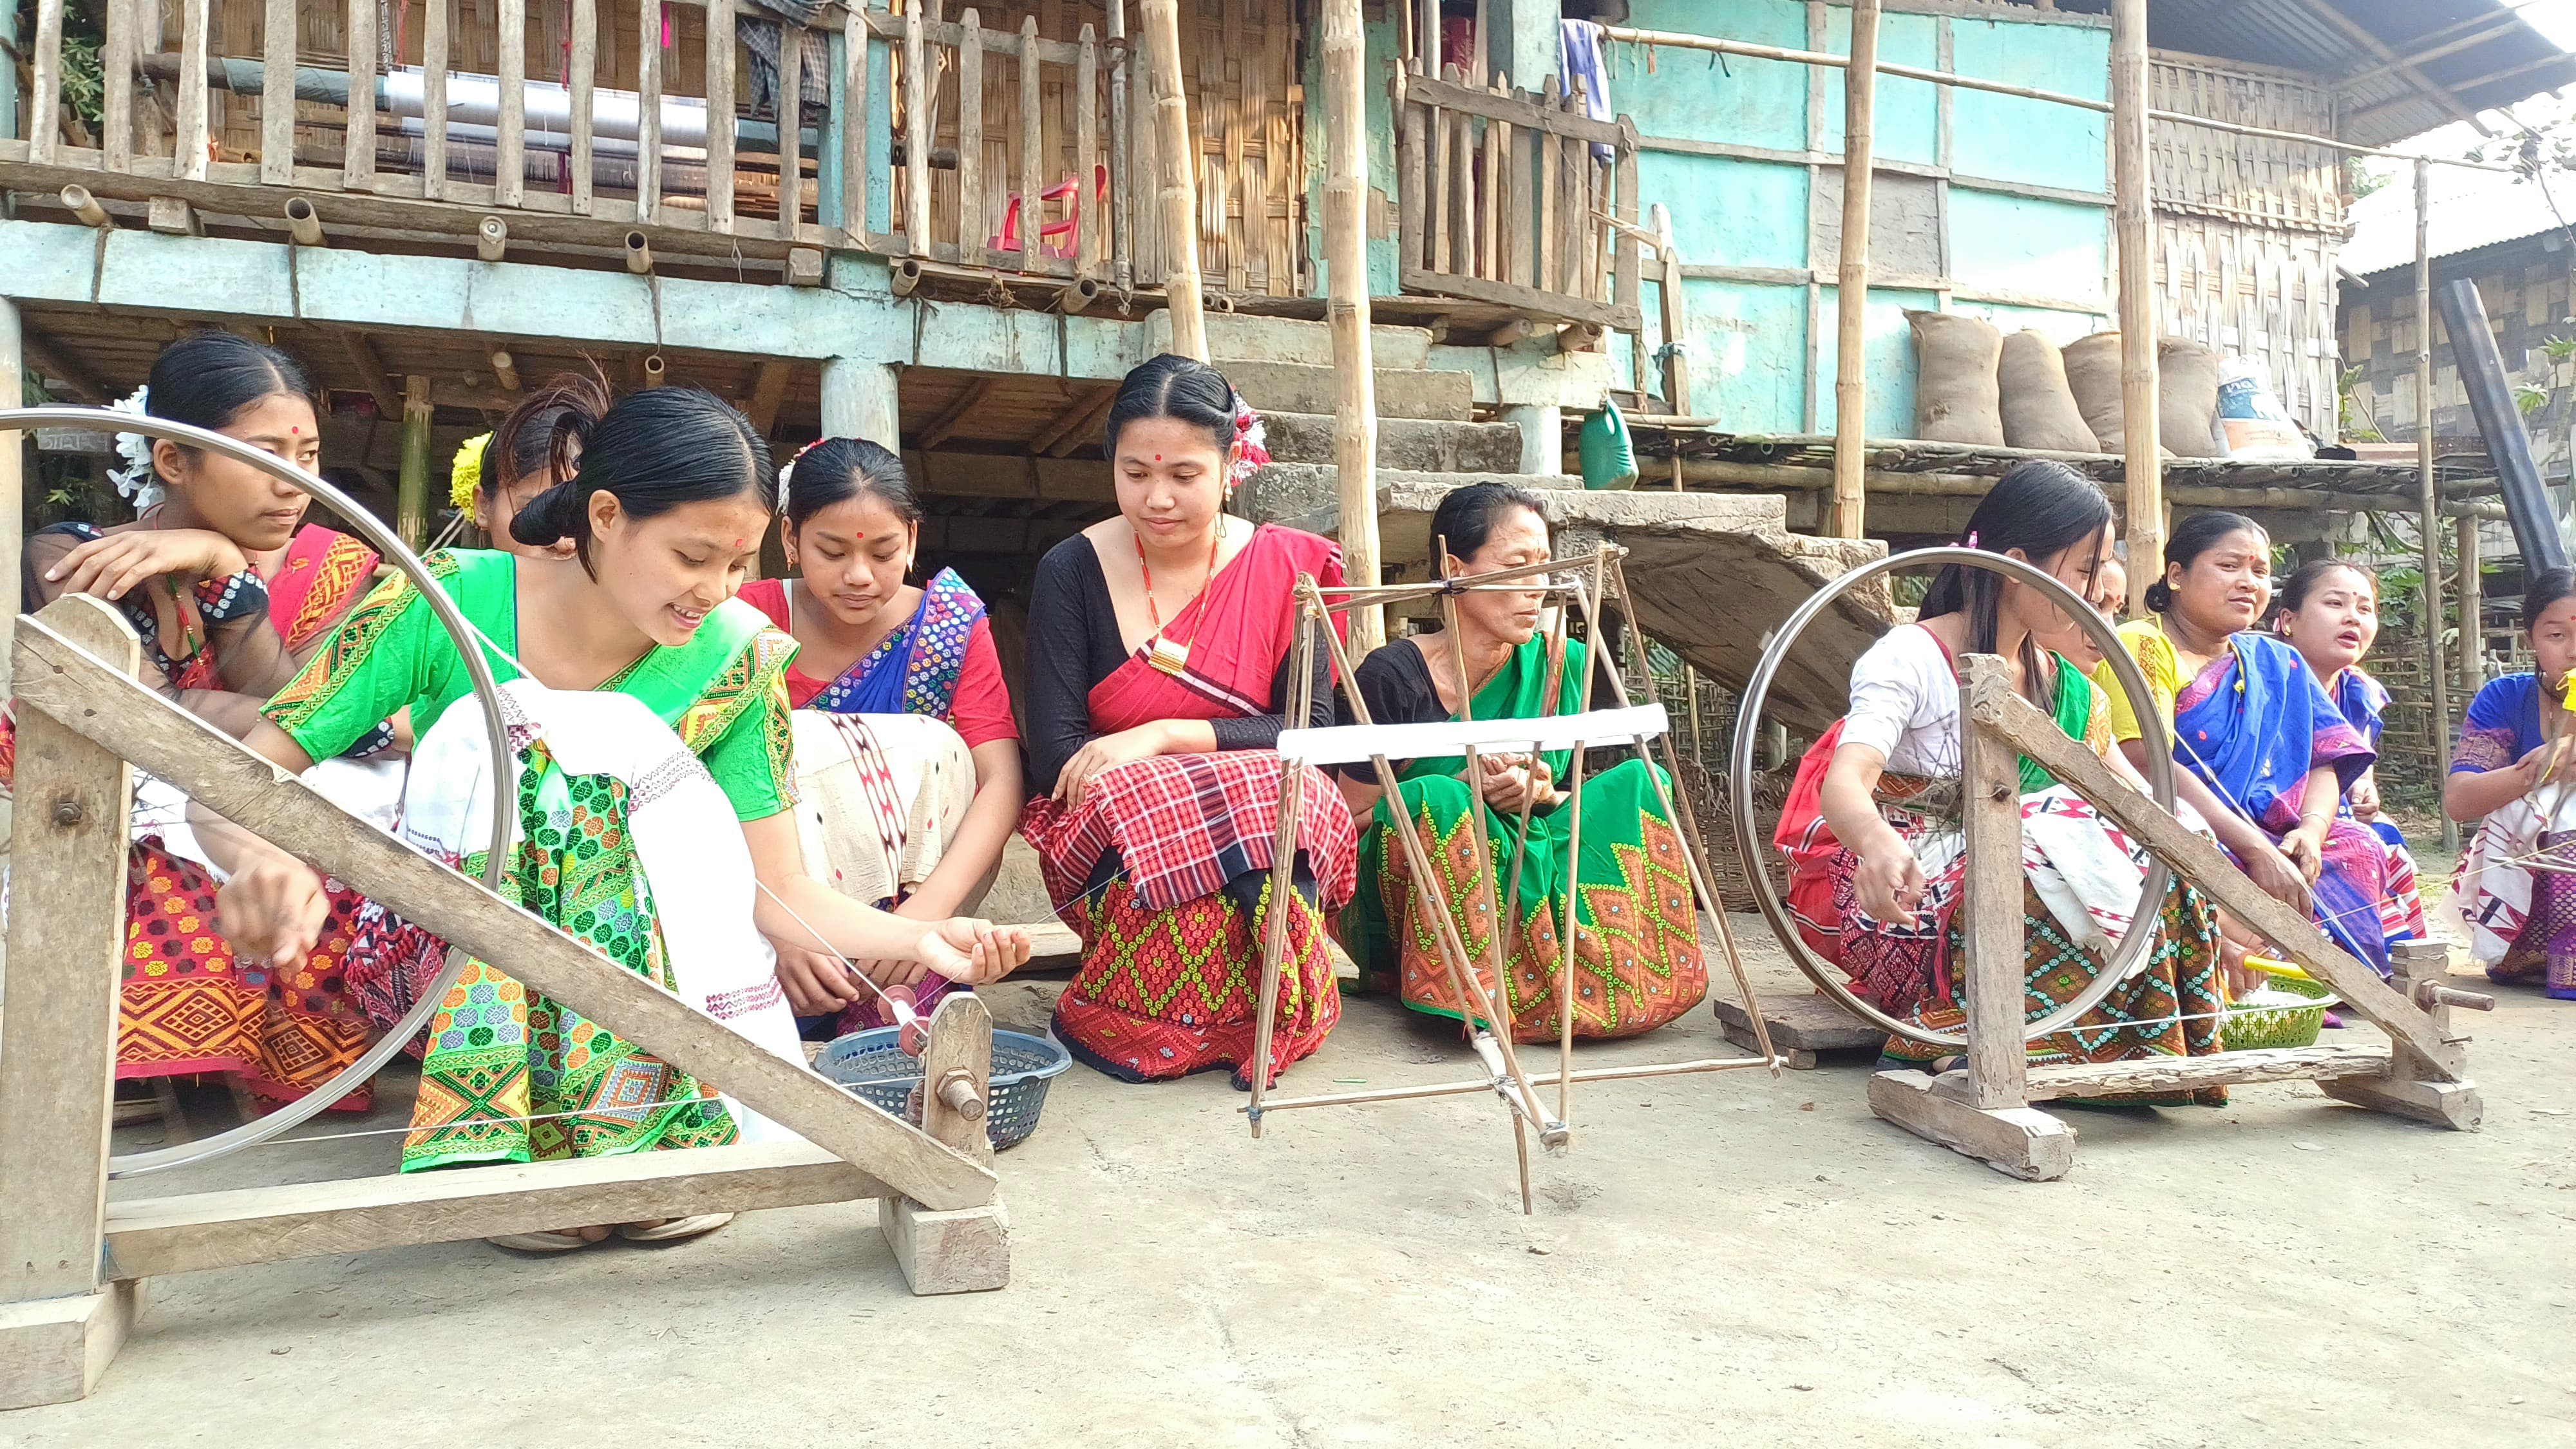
[2062,331,2129,451]
[1907,309,2005,445]
[1997,330,2099,452]
[2158,336,2224,458]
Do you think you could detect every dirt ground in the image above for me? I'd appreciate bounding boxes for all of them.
[11,917,2573,1449]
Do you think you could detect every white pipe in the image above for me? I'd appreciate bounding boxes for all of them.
[379,65,710,149]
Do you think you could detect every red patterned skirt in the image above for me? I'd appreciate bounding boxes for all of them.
[119,837,374,1110]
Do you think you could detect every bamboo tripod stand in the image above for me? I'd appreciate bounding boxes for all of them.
[0,596,1012,1411]
[1240,547,1783,1213]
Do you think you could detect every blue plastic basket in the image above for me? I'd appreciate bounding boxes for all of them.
[812,1027,1072,1152]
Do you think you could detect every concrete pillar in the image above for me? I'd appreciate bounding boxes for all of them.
[822,357,900,446]
[1503,403,1561,477]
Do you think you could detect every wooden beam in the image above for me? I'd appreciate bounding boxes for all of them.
[1828,0,1880,540]
[19,327,110,402]
[259,0,296,184]
[2014,1043,2392,1103]
[916,376,1000,450]
[1027,384,1116,457]
[1866,1070,2073,1182]
[0,598,140,1305]
[745,359,795,437]
[1322,0,1383,656]
[1965,668,2467,1081]
[337,332,403,419]
[2111,0,2160,614]
[7,611,1001,1211]
[2289,0,2488,136]
[1140,0,1206,360]
[102,1140,889,1280]
[1959,655,2025,1110]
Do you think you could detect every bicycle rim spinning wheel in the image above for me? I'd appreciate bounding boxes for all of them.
[0,406,518,1179]
[1727,547,2181,1050]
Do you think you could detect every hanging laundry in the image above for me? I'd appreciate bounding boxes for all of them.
[1559,19,1615,164]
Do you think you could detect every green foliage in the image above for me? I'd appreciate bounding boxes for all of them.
[2338,365,2388,443]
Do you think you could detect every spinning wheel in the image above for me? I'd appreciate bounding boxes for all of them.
[0,406,518,1179]
[1725,547,2180,1048]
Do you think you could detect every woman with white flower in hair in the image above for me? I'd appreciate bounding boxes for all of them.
[11,330,393,1115]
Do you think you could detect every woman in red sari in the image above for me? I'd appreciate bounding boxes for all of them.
[1019,354,1357,1087]
[12,332,390,1112]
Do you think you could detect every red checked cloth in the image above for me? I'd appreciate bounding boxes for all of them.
[1019,751,1358,920]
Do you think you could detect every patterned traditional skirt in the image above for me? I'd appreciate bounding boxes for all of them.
[2479,829,2576,999]
[1021,752,1358,1088]
[1054,867,1340,1088]
[1858,867,2231,1104]
[1345,761,1707,1042]
[119,837,375,1110]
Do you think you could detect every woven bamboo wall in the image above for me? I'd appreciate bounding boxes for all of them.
[2148,50,2345,440]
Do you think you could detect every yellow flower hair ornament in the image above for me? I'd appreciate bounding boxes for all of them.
[449,432,493,512]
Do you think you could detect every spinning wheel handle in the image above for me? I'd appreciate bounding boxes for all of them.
[0,407,519,1180]
[1726,545,2179,1052]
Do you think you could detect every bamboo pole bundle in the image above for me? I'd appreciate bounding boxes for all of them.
[1139,0,1206,360]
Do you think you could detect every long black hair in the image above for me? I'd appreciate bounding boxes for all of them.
[510,386,774,571]
[2272,557,2374,626]
[2143,510,2265,615]
[484,370,612,495]
[1102,352,1242,457]
[2527,567,2576,634]
[1430,480,1548,565]
[145,330,313,446]
[1920,461,2112,689]
[783,437,920,532]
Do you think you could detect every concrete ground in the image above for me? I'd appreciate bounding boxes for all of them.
[12,918,2574,1449]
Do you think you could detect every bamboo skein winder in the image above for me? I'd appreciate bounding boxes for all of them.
[1240,550,1783,1215]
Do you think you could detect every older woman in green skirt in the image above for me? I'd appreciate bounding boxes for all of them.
[1336,484,1707,1043]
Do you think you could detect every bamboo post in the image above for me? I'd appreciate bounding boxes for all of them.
[1140,0,1206,359]
[1828,0,1880,540]
[493,0,527,206]
[958,10,985,265]
[2416,156,2456,855]
[1247,598,1318,1132]
[706,0,737,232]
[1323,0,1383,654]
[175,0,209,180]
[1019,17,1042,274]
[1108,1,1131,289]
[422,0,450,200]
[1076,23,1099,281]
[2459,513,2483,697]
[104,0,135,171]
[397,375,433,551]
[637,0,663,225]
[569,0,596,213]
[904,0,929,253]
[2112,0,2160,613]
[258,0,293,183]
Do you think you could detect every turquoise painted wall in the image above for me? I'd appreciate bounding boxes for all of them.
[1604,0,2114,433]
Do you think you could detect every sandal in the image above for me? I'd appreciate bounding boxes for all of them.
[486,1229,601,1253]
[614,1213,734,1244]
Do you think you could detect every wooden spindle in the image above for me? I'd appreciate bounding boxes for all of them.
[706,0,737,232]
[1019,15,1041,274]
[569,0,596,213]
[343,0,377,189]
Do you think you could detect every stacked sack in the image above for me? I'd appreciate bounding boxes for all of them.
[1907,310,2305,460]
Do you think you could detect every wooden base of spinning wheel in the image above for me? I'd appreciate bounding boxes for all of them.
[0,600,1012,1411]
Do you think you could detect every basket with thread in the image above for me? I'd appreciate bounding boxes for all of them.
[812,1026,1072,1151]
[2223,960,2340,1052]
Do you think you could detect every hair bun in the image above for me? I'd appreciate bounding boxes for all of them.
[2142,578,2173,615]
[509,479,587,548]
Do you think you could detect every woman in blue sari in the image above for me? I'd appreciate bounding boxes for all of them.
[738,439,1024,1034]
[2108,514,2389,974]
[2271,559,2427,952]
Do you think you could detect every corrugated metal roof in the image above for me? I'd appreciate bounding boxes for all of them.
[2338,160,2576,276]
[2149,0,2576,147]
